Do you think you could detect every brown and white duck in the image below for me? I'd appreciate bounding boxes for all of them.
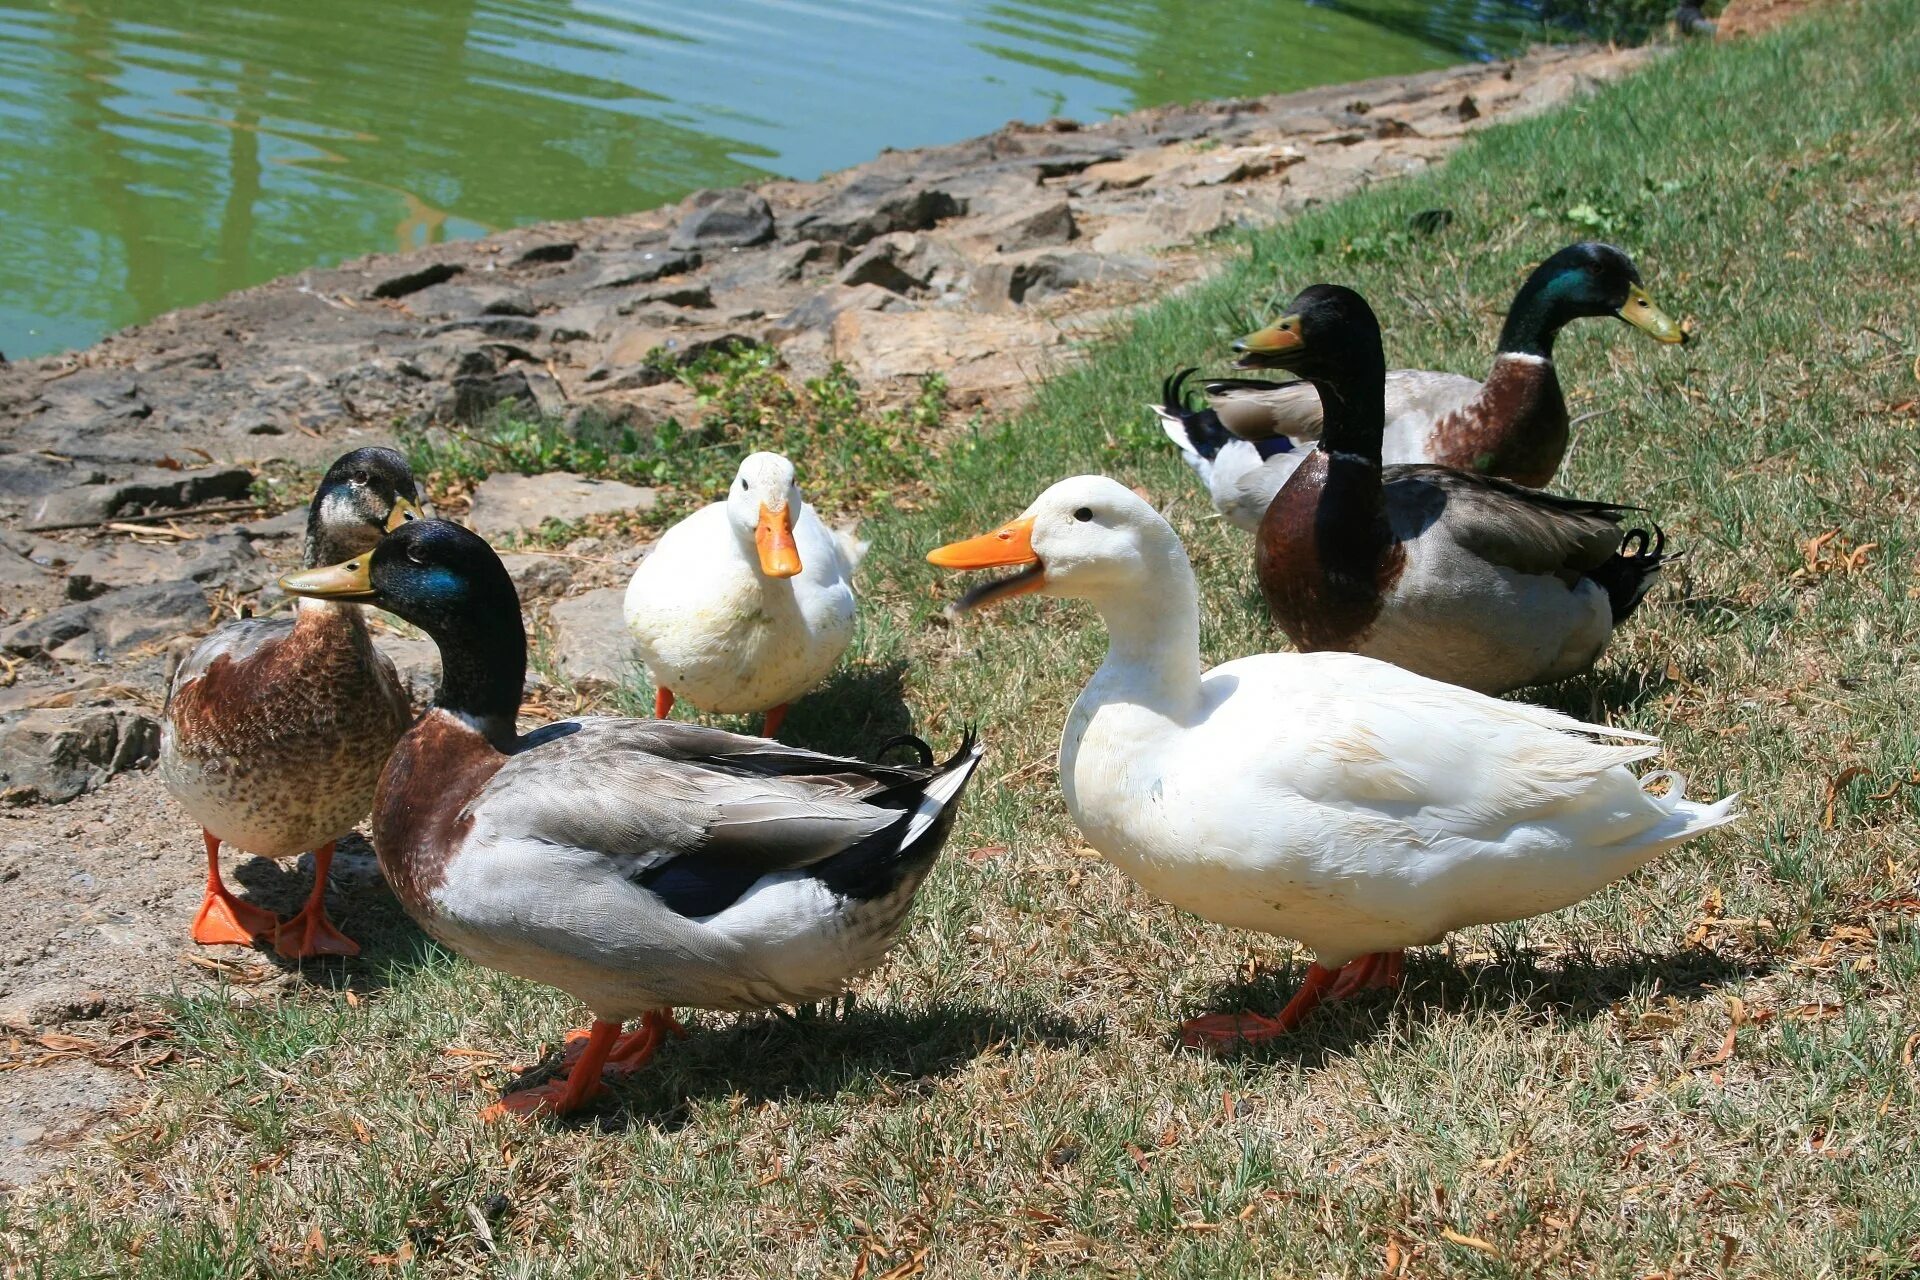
[1251,284,1670,695]
[160,448,421,959]
[1160,243,1686,529]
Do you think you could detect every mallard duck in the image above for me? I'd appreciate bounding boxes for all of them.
[281,519,982,1119]
[624,451,862,739]
[1161,243,1686,525]
[161,448,421,959]
[927,475,1737,1047]
[1153,369,1307,532]
[1251,284,1670,695]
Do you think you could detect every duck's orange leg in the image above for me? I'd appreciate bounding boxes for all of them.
[654,687,675,720]
[561,1008,686,1076]
[273,843,360,959]
[484,1019,620,1120]
[761,703,789,738]
[1181,951,1406,1050]
[190,830,281,946]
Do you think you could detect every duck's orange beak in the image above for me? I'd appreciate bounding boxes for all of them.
[756,503,801,578]
[927,516,1044,611]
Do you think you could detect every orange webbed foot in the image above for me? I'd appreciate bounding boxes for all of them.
[486,1019,624,1122]
[1179,1011,1293,1050]
[561,1009,684,1077]
[273,906,360,960]
[191,887,282,947]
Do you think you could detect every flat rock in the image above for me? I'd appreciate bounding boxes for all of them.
[0,706,161,805]
[669,189,776,251]
[970,249,1152,310]
[27,466,255,530]
[66,533,264,600]
[1,580,211,662]
[793,173,963,247]
[0,1059,133,1189]
[977,196,1076,251]
[466,472,657,540]
[497,552,576,599]
[546,587,639,693]
[590,250,701,289]
[371,633,441,712]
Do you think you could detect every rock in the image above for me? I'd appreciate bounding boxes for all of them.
[514,241,578,265]
[1075,153,1161,192]
[970,249,1150,309]
[370,261,463,299]
[1152,144,1303,189]
[409,282,536,318]
[371,633,441,711]
[669,189,776,251]
[546,587,639,693]
[830,307,1062,384]
[626,282,715,311]
[0,707,161,805]
[770,284,903,342]
[233,507,307,540]
[0,454,106,514]
[545,302,622,343]
[424,315,544,342]
[497,553,575,600]
[792,174,963,248]
[977,197,1076,251]
[27,466,255,530]
[591,250,701,289]
[837,240,928,295]
[66,534,263,601]
[1,580,210,662]
[466,472,657,540]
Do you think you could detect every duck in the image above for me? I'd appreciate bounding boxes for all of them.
[1160,243,1686,526]
[280,518,982,1119]
[1252,284,1671,695]
[927,475,1738,1047]
[625,451,862,738]
[161,447,422,959]
[1153,368,1306,532]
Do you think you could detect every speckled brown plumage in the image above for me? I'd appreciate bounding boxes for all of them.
[161,602,412,859]
[372,709,506,913]
[1256,451,1407,652]
[1423,356,1567,486]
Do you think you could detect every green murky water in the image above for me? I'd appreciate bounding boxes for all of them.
[0,0,1538,359]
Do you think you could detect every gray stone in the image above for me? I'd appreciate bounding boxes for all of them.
[792,174,963,247]
[979,197,1076,251]
[66,534,263,600]
[513,240,578,265]
[669,189,776,251]
[770,284,902,341]
[0,706,161,805]
[546,587,639,693]
[837,240,928,295]
[26,466,255,529]
[498,553,575,599]
[424,315,544,343]
[372,633,441,712]
[591,250,701,289]
[233,506,308,540]
[1,580,210,662]
[409,282,536,318]
[970,249,1150,309]
[466,472,657,540]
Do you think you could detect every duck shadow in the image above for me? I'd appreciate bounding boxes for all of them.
[1200,945,1771,1070]
[509,1000,1088,1132]
[1526,663,1672,722]
[227,831,435,993]
[783,659,920,758]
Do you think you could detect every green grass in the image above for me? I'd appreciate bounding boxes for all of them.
[8,2,1920,1274]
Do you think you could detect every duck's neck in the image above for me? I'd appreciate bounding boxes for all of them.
[303,502,371,570]
[1082,544,1204,718]
[426,610,525,749]
[1496,269,1573,360]
[1308,363,1387,466]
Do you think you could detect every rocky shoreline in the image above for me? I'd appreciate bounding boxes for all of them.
[0,40,1654,1187]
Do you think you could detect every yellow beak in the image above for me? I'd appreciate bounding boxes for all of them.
[385,497,424,532]
[756,504,801,579]
[279,555,376,602]
[1231,313,1306,369]
[1619,284,1687,344]
[927,516,1044,611]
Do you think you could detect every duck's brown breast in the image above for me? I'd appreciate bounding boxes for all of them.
[1255,451,1406,653]
[372,710,507,915]
[1424,356,1567,487]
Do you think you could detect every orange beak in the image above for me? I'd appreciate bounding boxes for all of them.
[927,516,1045,610]
[756,503,801,578]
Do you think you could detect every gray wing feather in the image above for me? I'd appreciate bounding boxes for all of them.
[1208,368,1483,443]
[1386,466,1631,575]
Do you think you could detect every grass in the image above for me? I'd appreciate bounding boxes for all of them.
[7,1,1920,1274]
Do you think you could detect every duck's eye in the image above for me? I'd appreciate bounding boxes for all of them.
[1073,507,1094,522]
[406,548,427,567]
[351,471,369,486]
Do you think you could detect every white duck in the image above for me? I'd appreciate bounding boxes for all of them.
[928,476,1739,1047]
[625,451,863,737]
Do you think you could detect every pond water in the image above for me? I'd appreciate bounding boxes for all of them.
[0,0,1539,359]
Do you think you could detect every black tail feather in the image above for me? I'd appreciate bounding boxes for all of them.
[1156,368,1236,461]
[1590,525,1670,624]
[815,731,983,902]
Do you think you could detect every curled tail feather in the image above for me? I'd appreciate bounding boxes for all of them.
[1590,525,1670,624]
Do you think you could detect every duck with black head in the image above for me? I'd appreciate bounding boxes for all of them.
[161,447,422,959]
[1160,243,1686,529]
[281,519,983,1120]
[1252,284,1671,695]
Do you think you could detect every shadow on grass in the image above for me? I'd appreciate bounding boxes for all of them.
[781,658,919,758]
[228,831,434,993]
[1196,944,1771,1069]
[505,999,1088,1131]
[1529,662,1673,722]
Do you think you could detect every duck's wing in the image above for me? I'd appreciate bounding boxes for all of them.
[1385,465,1633,576]
[480,719,967,917]
[1203,376,1321,441]
[165,615,294,709]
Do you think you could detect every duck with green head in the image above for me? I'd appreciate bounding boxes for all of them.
[280,518,983,1119]
[161,447,422,959]
[1157,243,1686,530]
[1251,284,1670,695]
